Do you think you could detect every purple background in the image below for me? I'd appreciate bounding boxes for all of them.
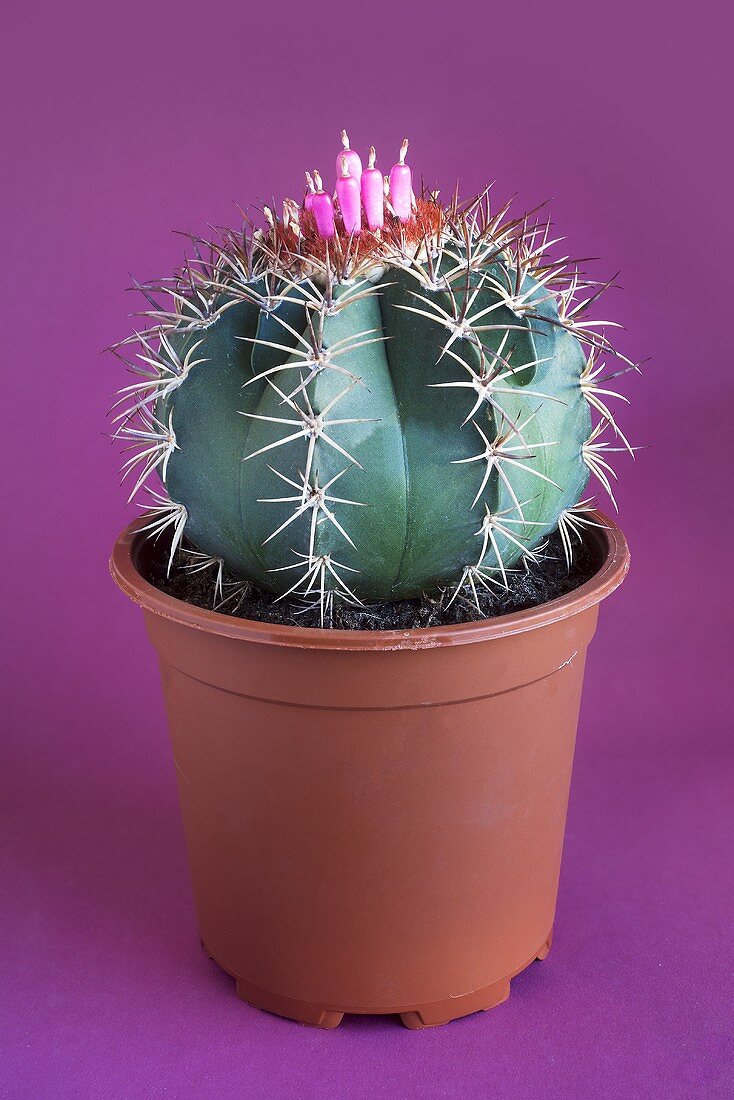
[2,0,732,1095]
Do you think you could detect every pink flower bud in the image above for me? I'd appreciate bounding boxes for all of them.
[361,147,384,231]
[336,154,362,236]
[336,128,362,181]
[311,170,335,239]
[389,138,412,224]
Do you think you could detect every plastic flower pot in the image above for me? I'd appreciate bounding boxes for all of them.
[111,512,629,1029]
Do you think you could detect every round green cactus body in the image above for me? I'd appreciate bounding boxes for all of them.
[116,194,628,615]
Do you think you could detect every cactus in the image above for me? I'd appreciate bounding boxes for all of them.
[113,166,634,623]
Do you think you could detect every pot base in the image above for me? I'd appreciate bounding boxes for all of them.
[201,927,553,1029]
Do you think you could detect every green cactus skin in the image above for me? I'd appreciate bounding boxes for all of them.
[116,195,630,614]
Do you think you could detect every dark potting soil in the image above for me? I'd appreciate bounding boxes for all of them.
[145,528,597,630]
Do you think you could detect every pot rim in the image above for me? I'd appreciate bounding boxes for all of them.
[110,511,629,651]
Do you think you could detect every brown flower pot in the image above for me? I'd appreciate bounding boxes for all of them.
[110,513,629,1029]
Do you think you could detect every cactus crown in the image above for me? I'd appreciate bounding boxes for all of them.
[113,139,635,625]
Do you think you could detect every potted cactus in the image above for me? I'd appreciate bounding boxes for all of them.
[111,132,632,1028]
